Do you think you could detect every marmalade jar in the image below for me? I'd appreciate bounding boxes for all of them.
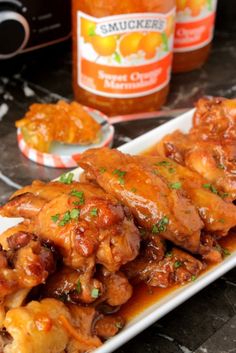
[72,0,175,116]
[173,0,218,73]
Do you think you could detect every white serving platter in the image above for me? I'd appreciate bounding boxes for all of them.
[0,108,236,353]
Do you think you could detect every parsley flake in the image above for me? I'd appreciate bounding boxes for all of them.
[58,211,71,226]
[222,247,231,256]
[170,182,182,190]
[90,208,98,217]
[174,261,182,268]
[165,251,172,258]
[113,169,127,185]
[219,192,229,199]
[51,214,60,223]
[191,275,196,281]
[59,172,74,184]
[91,288,100,299]
[77,280,82,294]
[155,160,171,167]
[152,169,159,175]
[218,218,225,223]
[70,190,85,205]
[115,321,123,329]
[168,167,175,174]
[152,216,169,234]
[217,163,225,170]
[203,183,218,194]
[130,187,137,193]
[70,208,80,219]
[100,167,107,173]
[139,228,146,237]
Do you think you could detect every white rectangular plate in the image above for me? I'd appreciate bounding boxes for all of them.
[0,109,236,353]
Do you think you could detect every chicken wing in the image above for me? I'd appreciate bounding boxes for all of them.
[79,147,203,254]
[0,181,140,276]
[136,155,236,236]
[155,97,236,199]
[124,247,203,288]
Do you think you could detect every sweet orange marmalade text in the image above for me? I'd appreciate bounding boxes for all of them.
[173,0,218,73]
[72,0,175,116]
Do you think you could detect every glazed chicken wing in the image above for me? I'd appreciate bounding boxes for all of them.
[124,247,203,288]
[79,147,204,254]
[136,155,236,237]
[155,97,236,199]
[0,181,140,272]
[0,181,140,304]
[192,97,236,140]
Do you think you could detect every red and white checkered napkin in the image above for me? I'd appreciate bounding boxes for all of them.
[17,107,114,168]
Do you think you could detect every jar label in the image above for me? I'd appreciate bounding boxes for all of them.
[174,0,217,52]
[77,10,175,98]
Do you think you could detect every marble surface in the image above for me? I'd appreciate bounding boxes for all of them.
[0,28,236,353]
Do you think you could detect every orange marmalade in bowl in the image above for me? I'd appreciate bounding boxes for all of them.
[72,0,175,116]
[16,101,101,153]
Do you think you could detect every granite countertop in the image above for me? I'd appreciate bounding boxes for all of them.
[0,28,236,353]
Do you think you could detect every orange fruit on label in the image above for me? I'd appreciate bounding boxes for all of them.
[176,0,188,11]
[119,32,143,57]
[187,0,206,17]
[138,32,162,59]
[81,18,96,43]
[91,35,117,56]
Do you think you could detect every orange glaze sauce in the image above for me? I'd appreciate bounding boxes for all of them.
[119,145,236,322]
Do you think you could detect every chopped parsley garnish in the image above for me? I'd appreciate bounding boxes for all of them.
[51,214,60,223]
[165,251,172,258]
[77,280,82,294]
[139,228,146,237]
[217,163,225,170]
[130,187,137,193]
[215,244,231,257]
[90,208,98,217]
[59,172,74,184]
[58,211,71,226]
[58,293,67,302]
[91,288,100,299]
[57,209,80,226]
[218,218,225,223]
[219,192,229,199]
[203,183,218,194]
[152,216,169,234]
[203,184,229,199]
[174,260,182,268]
[191,275,196,281]
[115,321,123,329]
[152,169,159,175]
[170,182,182,190]
[155,160,171,166]
[222,247,231,256]
[70,208,80,219]
[113,169,127,185]
[70,190,85,205]
[99,167,107,173]
[168,167,175,174]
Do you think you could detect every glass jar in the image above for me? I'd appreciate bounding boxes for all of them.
[72,0,175,116]
[173,0,218,73]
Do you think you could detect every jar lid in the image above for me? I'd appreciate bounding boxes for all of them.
[17,106,114,168]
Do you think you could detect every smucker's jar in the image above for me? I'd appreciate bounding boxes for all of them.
[72,0,175,116]
[173,0,218,73]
